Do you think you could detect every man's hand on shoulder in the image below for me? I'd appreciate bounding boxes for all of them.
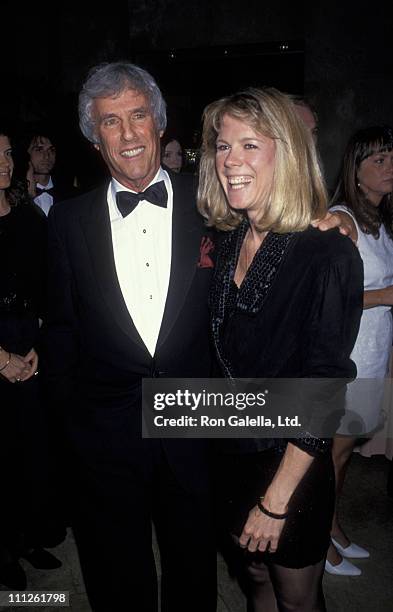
[311,211,353,239]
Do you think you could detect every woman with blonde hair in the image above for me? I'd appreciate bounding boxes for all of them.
[198,88,364,611]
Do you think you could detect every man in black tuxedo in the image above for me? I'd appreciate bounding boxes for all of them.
[26,127,78,215]
[44,62,216,611]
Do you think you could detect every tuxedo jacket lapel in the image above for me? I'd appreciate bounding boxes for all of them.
[79,176,204,355]
[156,174,202,350]
[79,185,147,351]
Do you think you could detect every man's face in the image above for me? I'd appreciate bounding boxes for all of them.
[92,88,162,191]
[28,136,56,175]
[294,104,318,144]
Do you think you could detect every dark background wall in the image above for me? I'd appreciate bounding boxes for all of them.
[305,3,393,187]
[126,0,303,49]
[2,0,391,190]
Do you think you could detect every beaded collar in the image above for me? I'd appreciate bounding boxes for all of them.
[210,219,295,377]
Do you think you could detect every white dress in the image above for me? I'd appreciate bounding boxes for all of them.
[331,204,393,434]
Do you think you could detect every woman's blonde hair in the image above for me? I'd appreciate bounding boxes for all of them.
[197,87,327,232]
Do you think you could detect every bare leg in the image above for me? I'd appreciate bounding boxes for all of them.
[327,435,356,564]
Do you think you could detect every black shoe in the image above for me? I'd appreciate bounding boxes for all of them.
[22,547,62,570]
[0,561,27,590]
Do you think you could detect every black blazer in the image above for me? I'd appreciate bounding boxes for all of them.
[210,222,364,455]
[44,171,215,490]
[51,174,80,203]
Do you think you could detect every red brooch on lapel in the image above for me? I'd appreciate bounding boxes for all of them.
[197,236,215,268]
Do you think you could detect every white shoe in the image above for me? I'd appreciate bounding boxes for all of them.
[325,558,361,576]
[331,537,370,559]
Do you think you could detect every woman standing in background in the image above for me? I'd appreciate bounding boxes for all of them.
[328,126,393,575]
[0,123,61,590]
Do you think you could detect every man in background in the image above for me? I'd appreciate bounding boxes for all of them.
[26,127,77,214]
[292,95,319,143]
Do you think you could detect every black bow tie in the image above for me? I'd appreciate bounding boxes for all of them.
[116,181,168,217]
[36,186,54,197]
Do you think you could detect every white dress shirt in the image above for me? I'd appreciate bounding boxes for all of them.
[34,176,54,216]
[108,168,173,356]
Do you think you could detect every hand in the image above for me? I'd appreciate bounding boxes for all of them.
[364,285,393,309]
[0,348,39,383]
[238,505,286,553]
[311,212,352,236]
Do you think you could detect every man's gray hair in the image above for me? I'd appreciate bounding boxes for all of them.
[78,61,167,143]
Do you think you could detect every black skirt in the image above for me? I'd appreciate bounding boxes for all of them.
[215,446,335,569]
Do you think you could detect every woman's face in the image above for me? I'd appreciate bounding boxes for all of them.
[215,114,276,216]
[0,135,13,191]
[357,149,393,206]
[163,139,183,172]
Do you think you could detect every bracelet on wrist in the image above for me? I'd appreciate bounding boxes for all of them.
[258,497,289,520]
